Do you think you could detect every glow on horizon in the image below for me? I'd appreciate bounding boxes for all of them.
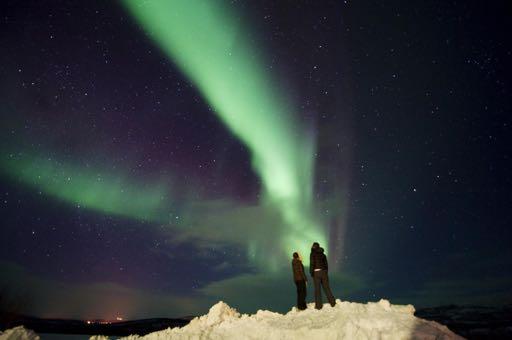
[122,0,326,267]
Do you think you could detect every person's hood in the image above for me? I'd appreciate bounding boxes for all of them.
[312,247,324,253]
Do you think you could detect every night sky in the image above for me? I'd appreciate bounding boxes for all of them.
[1,0,511,320]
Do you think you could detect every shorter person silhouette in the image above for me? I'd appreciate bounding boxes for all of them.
[291,252,307,310]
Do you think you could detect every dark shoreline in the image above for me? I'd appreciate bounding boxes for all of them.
[414,304,512,339]
[0,315,191,337]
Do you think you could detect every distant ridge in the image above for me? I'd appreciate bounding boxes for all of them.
[0,315,191,337]
[415,304,512,339]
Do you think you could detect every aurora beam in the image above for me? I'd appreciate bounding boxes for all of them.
[122,0,326,266]
[0,152,170,222]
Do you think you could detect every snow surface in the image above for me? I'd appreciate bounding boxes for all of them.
[0,325,40,340]
[105,299,464,340]
[1,300,465,340]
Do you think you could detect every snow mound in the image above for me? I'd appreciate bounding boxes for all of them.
[0,326,39,340]
[202,301,241,326]
[116,299,464,340]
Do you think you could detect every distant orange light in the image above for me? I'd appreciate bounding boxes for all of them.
[116,316,123,321]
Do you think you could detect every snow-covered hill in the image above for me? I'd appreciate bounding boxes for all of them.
[0,325,40,340]
[0,300,465,339]
[102,299,464,340]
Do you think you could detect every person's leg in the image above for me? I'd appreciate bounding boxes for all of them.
[320,271,336,306]
[295,281,301,309]
[297,280,307,310]
[313,272,322,309]
[302,280,308,309]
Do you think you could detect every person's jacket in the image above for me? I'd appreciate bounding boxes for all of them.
[309,247,328,276]
[292,258,307,282]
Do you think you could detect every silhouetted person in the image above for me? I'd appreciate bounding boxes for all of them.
[309,242,336,309]
[291,252,307,310]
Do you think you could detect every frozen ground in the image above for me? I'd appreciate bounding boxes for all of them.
[1,300,464,340]
[98,299,463,339]
[0,325,40,340]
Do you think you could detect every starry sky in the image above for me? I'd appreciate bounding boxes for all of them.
[1,0,511,320]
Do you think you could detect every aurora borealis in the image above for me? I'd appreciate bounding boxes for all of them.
[1,152,171,222]
[122,0,325,264]
[1,0,511,321]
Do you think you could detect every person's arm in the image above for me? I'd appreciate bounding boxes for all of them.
[324,254,328,272]
[309,253,314,277]
[302,263,308,282]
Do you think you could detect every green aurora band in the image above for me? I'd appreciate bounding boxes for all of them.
[122,0,326,266]
[1,153,170,222]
